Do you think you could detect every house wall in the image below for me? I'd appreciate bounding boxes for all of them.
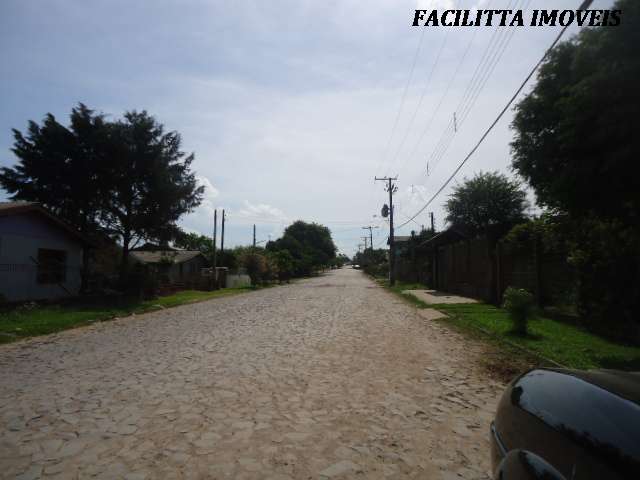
[167,256,209,287]
[0,213,84,301]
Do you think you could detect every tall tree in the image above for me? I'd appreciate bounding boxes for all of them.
[444,171,527,232]
[174,231,214,254]
[1,104,106,232]
[1,104,108,290]
[509,0,640,336]
[100,111,203,275]
[267,221,337,275]
[1,105,204,282]
[510,0,639,223]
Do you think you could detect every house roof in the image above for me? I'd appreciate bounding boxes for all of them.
[386,235,412,245]
[130,250,206,264]
[419,227,467,249]
[0,201,95,246]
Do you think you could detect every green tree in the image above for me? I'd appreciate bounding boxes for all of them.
[174,231,214,255]
[444,171,527,232]
[239,251,266,286]
[1,105,204,282]
[270,249,294,282]
[1,104,108,290]
[510,0,640,337]
[510,0,639,223]
[334,253,350,268]
[267,221,337,276]
[98,111,204,277]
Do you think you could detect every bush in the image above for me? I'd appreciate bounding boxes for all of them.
[503,287,535,335]
[239,252,267,286]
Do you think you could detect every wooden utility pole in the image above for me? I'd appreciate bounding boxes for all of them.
[375,176,398,286]
[362,225,379,250]
[430,212,435,233]
[220,209,225,265]
[253,224,256,248]
[212,209,218,269]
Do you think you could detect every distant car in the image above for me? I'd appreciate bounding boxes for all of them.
[491,368,640,480]
[352,264,360,269]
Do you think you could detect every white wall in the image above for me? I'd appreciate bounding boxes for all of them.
[0,214,84,302]
[226,273,251,288]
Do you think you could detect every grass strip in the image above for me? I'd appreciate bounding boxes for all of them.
[377,277,640,371]
[0,286,263,344]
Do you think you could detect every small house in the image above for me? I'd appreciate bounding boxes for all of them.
[130,248,209,288]
[0,202,92,302]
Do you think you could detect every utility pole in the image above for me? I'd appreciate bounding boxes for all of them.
[375,176,398,286]
[253,224,256,248]
[362,225,379,250]
[212,209,218,269]
[361,236,369,250]
[220,209,225,266]
[430,212,435,233]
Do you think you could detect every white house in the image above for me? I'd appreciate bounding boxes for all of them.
[0,202,91,302]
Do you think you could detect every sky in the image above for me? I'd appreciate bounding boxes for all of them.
[0,0,614,257]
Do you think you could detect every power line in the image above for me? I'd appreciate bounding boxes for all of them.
[384,0,458,176]
[420,0,520,176]
[396,0,593,230]
[420,0,534,186]
[399,13,483,177]
[373,26,427,178]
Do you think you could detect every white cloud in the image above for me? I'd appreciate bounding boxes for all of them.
[231,200,288,224]
[194,175,220,217]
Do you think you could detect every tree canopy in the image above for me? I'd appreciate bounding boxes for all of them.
[266,220,337,275]
[444,171,528,232]
[1,104,204,277]
[510,0,639,223]
[509,0,639,337]
[1,104,107,235]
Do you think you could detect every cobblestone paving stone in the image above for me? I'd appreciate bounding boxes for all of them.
[0,269,505,479]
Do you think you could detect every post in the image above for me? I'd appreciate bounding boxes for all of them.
[362,225,378,250]
[220,209,225,266]
[430,212,435,233]
[388,179,396,286]
[212,209,218,269]
[253,224,256,248]
[375,176,398,286]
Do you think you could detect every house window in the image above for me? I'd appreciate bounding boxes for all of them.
[37,249,67,284]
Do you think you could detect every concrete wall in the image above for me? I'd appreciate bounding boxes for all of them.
[0,213,83,301]
[226,273,251,288]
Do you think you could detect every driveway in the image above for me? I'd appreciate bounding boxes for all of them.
[0,269,504,479]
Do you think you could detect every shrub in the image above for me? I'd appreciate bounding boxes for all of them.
[503,287,535,335]
[239,252,267,286]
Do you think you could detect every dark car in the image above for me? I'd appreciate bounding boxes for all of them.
[491,368,640,479]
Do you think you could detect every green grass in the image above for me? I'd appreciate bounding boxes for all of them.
[0,287,257,344]
[431,303,640,370]
[374,276,640,371]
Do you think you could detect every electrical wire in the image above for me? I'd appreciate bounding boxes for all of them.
[396,0,593,230]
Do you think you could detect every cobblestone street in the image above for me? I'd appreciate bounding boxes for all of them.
[0,268,504,479]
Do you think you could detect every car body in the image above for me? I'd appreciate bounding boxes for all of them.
[491,368,640,479]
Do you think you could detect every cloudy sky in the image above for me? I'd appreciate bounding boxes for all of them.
[0,0,613,256]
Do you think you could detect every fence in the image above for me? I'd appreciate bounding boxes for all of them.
[397,235,575,306]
